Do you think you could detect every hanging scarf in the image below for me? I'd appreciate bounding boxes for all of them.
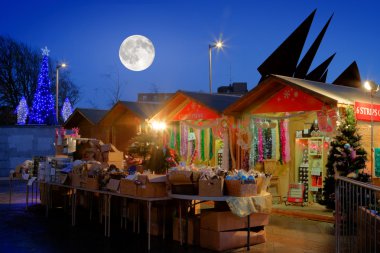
[222,130,229,171]
[258,123,264,162]
[196,128,201,160]
[176,124,181,155]
[271,125,276,159]
[280,119,290,163]
[169,127,175,149]
[180,122,188,158]
[201,129,205,161]
[209,128,213,160]
[249,118,256,168]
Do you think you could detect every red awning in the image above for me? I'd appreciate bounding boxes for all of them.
[252,86,325,113]
[172,100,220,121]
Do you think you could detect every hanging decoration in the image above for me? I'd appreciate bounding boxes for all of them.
[176,124,181,155]
[16,96,29,125]
[169,127,175,149]
[188,128,196,163]
[180,122,188,157]
[236,121,250,150]
[209,129,213,160]
[196,128,201,160]
[249,118,256,167]
[263,127,272,159]
[280,119,290,163]
[257,120,264,162]
[201,129,205,160]
[204,128,210,161]
[317,107,338,135]
[271,126,277,159]
[241,149,250,170]
[71,127,80,138]
[61,97,73,122]
[222,130,229,170]
[278,120,283,164]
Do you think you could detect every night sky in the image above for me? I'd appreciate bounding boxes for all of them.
[1,0,379,109]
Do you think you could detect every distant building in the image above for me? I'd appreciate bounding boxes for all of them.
[217,82,248,95]
[137,93,174,103]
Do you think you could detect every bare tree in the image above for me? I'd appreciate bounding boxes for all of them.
[0,35,79,124]
[103,68,127,107]
[150,83,160,93]
[0,36,39,108]
[50,70,80,109]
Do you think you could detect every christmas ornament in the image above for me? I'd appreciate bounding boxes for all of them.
[344,143,351,149]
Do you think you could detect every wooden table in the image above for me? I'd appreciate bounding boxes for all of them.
[44,182,171,251]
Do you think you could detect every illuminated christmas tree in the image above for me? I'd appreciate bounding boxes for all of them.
[16,96,29,125]
[320,106,369,209]
[29,47,56,125]
[61,97,73,122]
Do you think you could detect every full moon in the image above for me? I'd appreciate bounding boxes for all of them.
[119,35,155,71]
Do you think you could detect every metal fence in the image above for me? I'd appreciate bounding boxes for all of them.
[335,175,380,253]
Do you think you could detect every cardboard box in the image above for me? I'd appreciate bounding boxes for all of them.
[173,216,200,245]
[200,210,269,231]
[199,178,224,197]
[84,177,99,190]
[168,171,200,184]
[120,179,137,196]
[200,228,266,251]
[70,173,82,187]
[137,182,167,197]
[137,174,167,197]
[107,178,120,192]
[225,180,257,197]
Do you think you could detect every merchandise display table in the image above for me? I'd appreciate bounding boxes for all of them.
[169,193,271,251]
[43,182,171,251]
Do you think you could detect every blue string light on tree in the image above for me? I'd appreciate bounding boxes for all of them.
[29,46,56,125]
[16,96,29,125]
[61,97,73,122]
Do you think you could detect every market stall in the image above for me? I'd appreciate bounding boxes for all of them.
[148,90,240,170]
[224,74,380,203]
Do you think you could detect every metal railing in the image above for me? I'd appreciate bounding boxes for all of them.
[335,176,380,253]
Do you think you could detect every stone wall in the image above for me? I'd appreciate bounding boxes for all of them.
[0,126,56,177]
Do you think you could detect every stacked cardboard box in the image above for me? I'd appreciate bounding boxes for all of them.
[172,216,200,245]
[101,143,124,169]
[200,209,268,251]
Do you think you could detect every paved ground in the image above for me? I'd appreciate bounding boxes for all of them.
[1,180,335,253]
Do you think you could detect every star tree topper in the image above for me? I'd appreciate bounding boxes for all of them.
[41,46,50,56]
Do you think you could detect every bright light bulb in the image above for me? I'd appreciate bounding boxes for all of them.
[364,81,372,91]
[215,41,223,48]
[61,63,67,68]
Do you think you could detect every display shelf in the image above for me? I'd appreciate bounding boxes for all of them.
[294,137,326,203]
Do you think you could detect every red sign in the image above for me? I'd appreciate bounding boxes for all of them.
[252,86,324,113]
[172,100,220,121]
[355,101,380,122]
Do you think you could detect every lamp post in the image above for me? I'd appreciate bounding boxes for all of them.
[208,40,223,94]
[56,63,67,123]
[364,80,379,178]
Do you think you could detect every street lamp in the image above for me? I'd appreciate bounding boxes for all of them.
[363,80,379,178]
[56,63,67,123]
[208,40,223,94]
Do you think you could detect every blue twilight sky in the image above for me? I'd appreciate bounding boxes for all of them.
[1,0,380,109]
